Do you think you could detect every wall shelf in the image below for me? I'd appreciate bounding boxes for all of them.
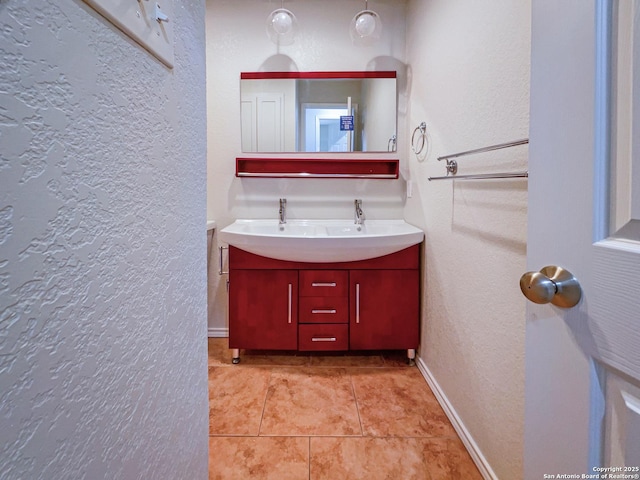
[235,158,399,179]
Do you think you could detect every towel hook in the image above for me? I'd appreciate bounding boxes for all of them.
[388,134,397,152]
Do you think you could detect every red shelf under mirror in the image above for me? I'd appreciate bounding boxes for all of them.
[235,158,399,179]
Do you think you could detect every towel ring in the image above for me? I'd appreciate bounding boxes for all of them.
[411,122,427,155]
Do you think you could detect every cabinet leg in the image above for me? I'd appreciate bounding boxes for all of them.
[231,348,240,364]
[407,349,416,366]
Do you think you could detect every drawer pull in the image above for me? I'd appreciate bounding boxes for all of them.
[311,282,337,287]
[311,309,337,314]
[311,337,337,342]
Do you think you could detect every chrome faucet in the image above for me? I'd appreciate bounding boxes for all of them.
[279,198,287,225]
[354,199,365,225]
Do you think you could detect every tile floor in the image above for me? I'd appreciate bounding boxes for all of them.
[208,338,483,480]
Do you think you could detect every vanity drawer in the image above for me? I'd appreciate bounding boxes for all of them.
[299,297,348,324]
[299,270,348,297]
[298,324,348,351]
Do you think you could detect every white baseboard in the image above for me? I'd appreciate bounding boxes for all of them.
[207,327,228,338]
[415,356,497,480]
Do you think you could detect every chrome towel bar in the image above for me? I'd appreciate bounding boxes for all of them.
[429,138,529,181]
[437,138,529,161]
[428,171,528,181]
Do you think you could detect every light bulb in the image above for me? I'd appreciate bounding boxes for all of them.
[272,11,293,35]
[355,13,376,37]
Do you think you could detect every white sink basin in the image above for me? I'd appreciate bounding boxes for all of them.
[219,219,424,263]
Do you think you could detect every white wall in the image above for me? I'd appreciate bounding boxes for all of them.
[363,78,397,151]
[206,0,409,334]
[405,0,530,478]
[0,1,209,478]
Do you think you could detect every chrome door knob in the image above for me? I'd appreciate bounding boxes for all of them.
[519,266,582,308]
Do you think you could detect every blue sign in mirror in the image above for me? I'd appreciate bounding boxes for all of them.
[340,115,354,131]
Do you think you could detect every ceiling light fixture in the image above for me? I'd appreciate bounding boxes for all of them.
[266,1,297,46]
[349,0,382,46]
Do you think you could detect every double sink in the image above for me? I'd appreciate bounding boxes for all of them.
[219,219,424,263]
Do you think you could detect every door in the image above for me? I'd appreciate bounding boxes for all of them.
[349,270,419,350]
[301,103,357,152]
[228,270,297,350]
[240,93,284,152]
[525,0,640,476]
[255,93,284,152]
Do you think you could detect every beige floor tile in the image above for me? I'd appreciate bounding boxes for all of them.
[208,340,483,479]
[351,368,457,437]
[421,437,484,480]
[208,338,310,367]
[208,338,234,366]
[309,436,483,480]
[382,350,415,367]
[239,351,310,367]
[208,366,271,435]
[260,367,362,436]
[308,352,385,367]
[310,437,431,480]
[209,436,309,480]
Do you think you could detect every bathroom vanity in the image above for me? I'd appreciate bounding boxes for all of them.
[227,244,420,363]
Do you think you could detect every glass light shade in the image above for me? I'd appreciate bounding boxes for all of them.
[266,8,297,45]
[349,9,382,45]
[355,13,376,36]
[272,11,292,34]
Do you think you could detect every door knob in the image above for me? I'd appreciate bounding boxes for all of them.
[519,266,581,308]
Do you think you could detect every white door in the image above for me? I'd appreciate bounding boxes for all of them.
[525,0,640,477]
[239,93,284,152]
[255,93,284,152]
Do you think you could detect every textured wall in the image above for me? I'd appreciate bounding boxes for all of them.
[0,1,209,479]
[404,0,530,478]
[205,0,409,334]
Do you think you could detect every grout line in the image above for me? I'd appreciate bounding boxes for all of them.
[208,433,463,439]
[257,367,274,437]
[308,437,311,480]
[348,370,365,436]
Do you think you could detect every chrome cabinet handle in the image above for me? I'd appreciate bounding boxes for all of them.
[218,246,228,275]
[311,337,337,342]
[311,309,337,314]
[519,266,581,308]
[287,283,292,323]
[312,282,337,287]
[355,283,360,323]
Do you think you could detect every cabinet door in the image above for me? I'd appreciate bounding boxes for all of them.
[350,270,419,350]
[229,270,298,350]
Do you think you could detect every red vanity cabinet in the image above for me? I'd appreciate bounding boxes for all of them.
[227,244,420,362]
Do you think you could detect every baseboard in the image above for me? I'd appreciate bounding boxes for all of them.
[207,327,228,338]
[415,356,498,480]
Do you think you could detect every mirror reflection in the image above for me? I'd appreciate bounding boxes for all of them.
[240,72,397,153]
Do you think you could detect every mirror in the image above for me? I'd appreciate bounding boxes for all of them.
[240,71,397,153]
